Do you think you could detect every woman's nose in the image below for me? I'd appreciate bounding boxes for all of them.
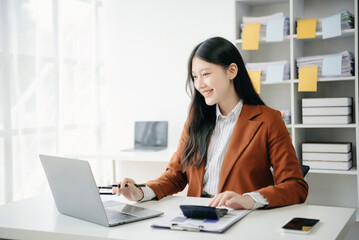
[195,76,206,89]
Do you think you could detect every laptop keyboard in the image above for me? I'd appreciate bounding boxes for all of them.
[105,209,136,223]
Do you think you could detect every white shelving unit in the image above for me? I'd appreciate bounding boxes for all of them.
[235,0,358,219]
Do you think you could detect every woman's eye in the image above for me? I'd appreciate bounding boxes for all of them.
[203,73,209,77]
[193,76,197,80]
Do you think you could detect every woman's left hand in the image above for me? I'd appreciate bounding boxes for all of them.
[208,191,255,210]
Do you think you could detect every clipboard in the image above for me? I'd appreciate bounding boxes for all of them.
[151,209,251,233]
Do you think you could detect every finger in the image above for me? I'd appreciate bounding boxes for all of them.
[208,196,216,206]
[112,182,121,195]
[209,194,223,207]
[126,182,138,193]
[218,194,232,207]
[112,186,122,195]
[120,178,132,190]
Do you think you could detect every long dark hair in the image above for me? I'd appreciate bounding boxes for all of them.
[181,37,265,171]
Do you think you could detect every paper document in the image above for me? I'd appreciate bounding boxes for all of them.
[297,19,317,39]
[322,54,342,76]
[246,61,290,82]
[151,209,251,233]
[317,9,354,32]
[296,51,353,78]
[241,12,289,40]
[248,70,261,93]
[322,13,341,39]
[298,66,318,92]
[266,17,285,42]
[266,64,285,83]
[242,23,261,50]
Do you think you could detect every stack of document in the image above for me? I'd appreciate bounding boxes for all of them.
[296,51,354,78]
[246,61,290,82]
[302,142,352,170]
[302,97,353,124]
[317,9,354,32]
[241,12,290,39]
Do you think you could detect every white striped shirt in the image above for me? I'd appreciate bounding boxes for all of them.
[202,100,243,196]
[141,100,268,209]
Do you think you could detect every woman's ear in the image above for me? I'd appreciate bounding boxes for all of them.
[227,63,238,80]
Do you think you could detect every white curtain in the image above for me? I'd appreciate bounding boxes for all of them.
[0,0,111,204]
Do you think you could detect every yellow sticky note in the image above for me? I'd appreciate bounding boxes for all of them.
[297,19,317,39]
[298,66,318,92]
[242,23,261,50]
[248,70,261,94]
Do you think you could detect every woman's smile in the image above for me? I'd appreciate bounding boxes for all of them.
[201,89,213,98]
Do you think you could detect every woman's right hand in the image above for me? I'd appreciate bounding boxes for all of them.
[112,178,144,202]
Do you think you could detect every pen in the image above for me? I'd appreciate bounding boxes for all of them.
[98,184,146,189]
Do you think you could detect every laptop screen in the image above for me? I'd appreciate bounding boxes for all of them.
[134,121,168,149]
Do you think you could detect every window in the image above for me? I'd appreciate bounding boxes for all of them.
[0,0,109,204]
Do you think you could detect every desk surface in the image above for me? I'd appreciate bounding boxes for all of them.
[0,194,355,240]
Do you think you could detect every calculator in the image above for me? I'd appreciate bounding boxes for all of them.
[179,205,228,220]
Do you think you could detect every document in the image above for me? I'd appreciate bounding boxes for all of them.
[266,64,285,83]
[297,19,317,39]
[151,209,251,233]
[296,51,354,78]
[322,13,341,39]
[246,61,290,82]
[241,12,289,40]
[322,54,342,76]
[317,9,354,32]
[248,70,261,93]
[266,17,285,42]
[242,23,261,50]
[298,66,318,92]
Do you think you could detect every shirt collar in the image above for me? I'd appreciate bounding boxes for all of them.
[216,99,243,120]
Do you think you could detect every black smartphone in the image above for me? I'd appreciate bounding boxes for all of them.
[281,217,320,234]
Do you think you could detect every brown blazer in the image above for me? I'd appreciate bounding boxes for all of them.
[146,104,308,208]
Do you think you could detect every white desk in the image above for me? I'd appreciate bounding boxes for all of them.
[0,194,355,240]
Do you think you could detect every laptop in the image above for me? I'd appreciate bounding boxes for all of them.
[40,154,163,227]
[122,121,168,151]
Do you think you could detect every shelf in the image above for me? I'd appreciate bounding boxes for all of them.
[236,0,358,218]
[235,35,291,44]
[294,124,356,128]
[261,80,291,85]
[293,76,355,83]
[236,29,355,45]
[308,167,357,176]
[293,29,355,40]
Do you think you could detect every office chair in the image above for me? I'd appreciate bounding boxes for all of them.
[300,164,310,177]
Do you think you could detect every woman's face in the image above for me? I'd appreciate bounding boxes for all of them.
[192,57,237,108]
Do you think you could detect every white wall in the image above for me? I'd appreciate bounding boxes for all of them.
[102,0,235,153]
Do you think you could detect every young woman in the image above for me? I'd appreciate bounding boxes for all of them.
[113,37,308,209]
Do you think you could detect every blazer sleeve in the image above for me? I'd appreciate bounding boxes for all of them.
[257,110,309,208]
[145,121,189,199]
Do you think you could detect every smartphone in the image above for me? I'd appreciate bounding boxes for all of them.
[281,217,320,234]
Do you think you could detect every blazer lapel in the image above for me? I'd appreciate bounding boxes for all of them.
[218,104,263,192]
